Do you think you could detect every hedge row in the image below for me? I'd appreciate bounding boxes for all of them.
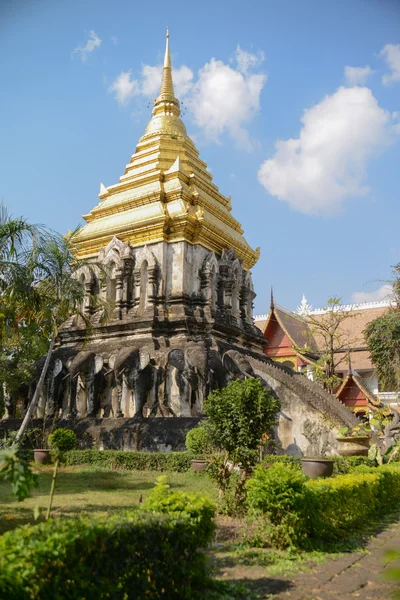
[246,463,400,549]
[60,449,373,475]
[0,479,216,599]
[262,453,374,474]
[62,449,192,472]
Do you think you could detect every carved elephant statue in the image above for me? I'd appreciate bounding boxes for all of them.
[69,351,104,417]
[223,349,270,389]
[208,349,227,391]
[223,349,255,380]
[167,342,208,416]
[110,347,152,418]
[32,356,63,418]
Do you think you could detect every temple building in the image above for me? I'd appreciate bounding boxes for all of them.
[255,295,393,414]
[1,32,362,455]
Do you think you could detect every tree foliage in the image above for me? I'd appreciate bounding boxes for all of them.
[204,378,280,469]
[364,265,400,393]
[300,297,358,393]
[365,309,400,392]
[0,447,38,502]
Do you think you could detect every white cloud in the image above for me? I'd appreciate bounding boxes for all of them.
[344,65,373,85]
[111,36,119,45]
[235,45,264,74]
[352,284,392,304]
[108,71,139,105]
[258,86,399,215]
[380,43,400,85]
[73,30,101,62]
[188,50,266,149]
[108,47,266,148]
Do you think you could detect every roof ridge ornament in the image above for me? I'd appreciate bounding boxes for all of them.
[154,28,179,110]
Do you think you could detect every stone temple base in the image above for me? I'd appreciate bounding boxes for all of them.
[0,417,201,452]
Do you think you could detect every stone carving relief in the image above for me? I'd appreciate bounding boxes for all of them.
[19,342,272,422]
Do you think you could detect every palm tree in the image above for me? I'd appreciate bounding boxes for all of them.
[0,204,45,416]
[14,230,111,441]
[0,202,40,263]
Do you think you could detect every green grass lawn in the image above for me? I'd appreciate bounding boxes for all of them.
[0,464,218,535]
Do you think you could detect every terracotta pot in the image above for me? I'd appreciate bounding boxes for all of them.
[301,458,334,479]
[336,436,370,456]
[34,449,52,465]
[191,459,207,473]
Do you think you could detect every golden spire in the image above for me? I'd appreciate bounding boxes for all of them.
[153,29,180,112]
[144,28,185,136]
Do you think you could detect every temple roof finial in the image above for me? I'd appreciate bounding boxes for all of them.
[347,350,353,376]
[156,27,176,102]
[164,27,171,68]
[297,294,313,316]
[270,286,275,310]
[144,28,184,136]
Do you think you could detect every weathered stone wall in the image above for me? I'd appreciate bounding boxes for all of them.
[0,417,201,452]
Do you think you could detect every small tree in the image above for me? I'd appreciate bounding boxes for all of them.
[203,378,280,500]
[300,297,358,393]
[364,267,400,393]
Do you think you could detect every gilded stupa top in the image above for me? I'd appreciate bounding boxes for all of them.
[144,28,186,138]
[73,30,260,270]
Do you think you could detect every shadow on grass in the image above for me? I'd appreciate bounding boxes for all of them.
[55,503,145,516]
[11,470,187,499]
[0,508,35,535]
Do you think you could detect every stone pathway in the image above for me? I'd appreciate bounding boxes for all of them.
[214,520,400,599]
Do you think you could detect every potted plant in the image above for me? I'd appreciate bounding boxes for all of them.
[185,425,213,472]
[336,423,372,456]
[301,457,334,478]
[26,426,52,465]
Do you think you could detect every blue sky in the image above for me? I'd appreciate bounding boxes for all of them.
[1,0,399,314]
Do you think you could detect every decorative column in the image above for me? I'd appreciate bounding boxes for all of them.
[123,257,133,311]
[132,268,141,312]
[240,285,249,321]
[147,265,159,312]
[115,267,124,315]
[84,281,93,316]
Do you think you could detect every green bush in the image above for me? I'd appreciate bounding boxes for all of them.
[204,379,280,470]
[143,476,216,547]
[246,464,308,548]
[185,425,213,458]
[62,449,192,472]
[261,454,373,474]
[0,488,216,599]
[48,428,77,452]
[305,472,381,542]
[245,463,400,549]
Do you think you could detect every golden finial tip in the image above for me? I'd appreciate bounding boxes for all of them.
[166,27,169,38]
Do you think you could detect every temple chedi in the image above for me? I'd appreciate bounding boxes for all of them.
[21,32,360,454]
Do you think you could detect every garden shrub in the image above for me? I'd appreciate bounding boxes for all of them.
[245,464,400,549]
[143,476,216,547]
[185,425,213,457]
[0,489,216,599]
[260,454,373,474]
[246,463,308,548]
[305,472,380,542]
[48,428,77,453]
[204,379,280,470]
[62,449,192,472]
